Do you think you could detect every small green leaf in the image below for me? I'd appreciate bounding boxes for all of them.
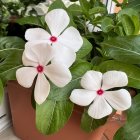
[36,100,73,135]
[89,7,107,15]
[16,16,44,27]
[98,60,140,89]
[101,35,140,64]
[117,8,140,35]
[101,17,114,33]
[79,0,90,14]
[48,0,66,11]
[0,79,4,104]
[114,94,140,140]
[120,14,135,35]
[77,38,92,59]
[68,4,82,16]
[81,108,107,132]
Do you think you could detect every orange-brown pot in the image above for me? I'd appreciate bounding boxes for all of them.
[7,81,125,140]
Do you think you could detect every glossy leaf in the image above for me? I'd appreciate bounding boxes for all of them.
[16,16,44,27]
[98,60,140,89]
[101,17,114,33]
[0,37,24,58]
[101,35,140,64]
[68,4,82,16]
[114,94,140,140]
[77,37,92,59]
[117,8,140,35]
[120,14,135,35]
[79,0,90,14]
[89,7,107,15]
[70,61,92,79]
[0,50,23,85]
[48,0,66,11]
[36,100,73,135]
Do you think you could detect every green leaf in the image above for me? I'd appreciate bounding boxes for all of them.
[0,79,4,104]
[89,7,107,15]
[71,62,92,79]
[117,8,140,35]
[0,37,25,58]
[120,14,135,35]
[79,0,90,14]
[77,38,92,59]
[127,0,140,13]
[48,0,66,11]
[101,17,114,33]
[101,35,140,64]
[81,108,107,132]
[16,16,44,27]
[0,50,23,85]
[47,80,80,101]
[36,100,73,135]
[98,60,140,89]
[68,4,82,16]
[114,94,140,140]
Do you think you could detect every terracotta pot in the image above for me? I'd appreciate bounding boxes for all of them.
[7,81,125,140]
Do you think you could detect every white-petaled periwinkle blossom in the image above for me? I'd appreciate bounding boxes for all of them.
[70,70,131,119]
[16,43,72,105]
[25,9,83,67]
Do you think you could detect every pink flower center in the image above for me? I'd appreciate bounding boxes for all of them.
[37,65,44,73]
[50,36,57,42]
[97,89,104,95]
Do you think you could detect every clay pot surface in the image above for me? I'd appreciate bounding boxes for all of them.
[7,81,125,140]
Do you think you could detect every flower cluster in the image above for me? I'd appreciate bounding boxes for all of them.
[16,8,131,119]
[16,9,83,104]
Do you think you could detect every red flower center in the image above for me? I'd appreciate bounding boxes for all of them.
[50,36,57,42]
[97,89,104,95]
[37,65,44,73]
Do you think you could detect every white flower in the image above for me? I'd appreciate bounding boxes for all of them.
[70,70,131,119]
[33,3,49,15]
[16,43,72,105]
[62,0,80,8]
[25,9,83,67]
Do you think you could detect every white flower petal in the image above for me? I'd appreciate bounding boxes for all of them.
[25,28,51,41]
[70,89,97,106]
[22,52,38,67]
[16,67,37,88]
[51,46,76,67]
[45,9,70,36]
[34,73,50,105]
[102,71,128,90]
[25,42,53,65]
[81,70,102,91]
[104,89,131,111]
[88,96,112,119]
[57,27,83,52]
[44,64,72,87]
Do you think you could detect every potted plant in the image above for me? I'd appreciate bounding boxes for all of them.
[1,0,140,140]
